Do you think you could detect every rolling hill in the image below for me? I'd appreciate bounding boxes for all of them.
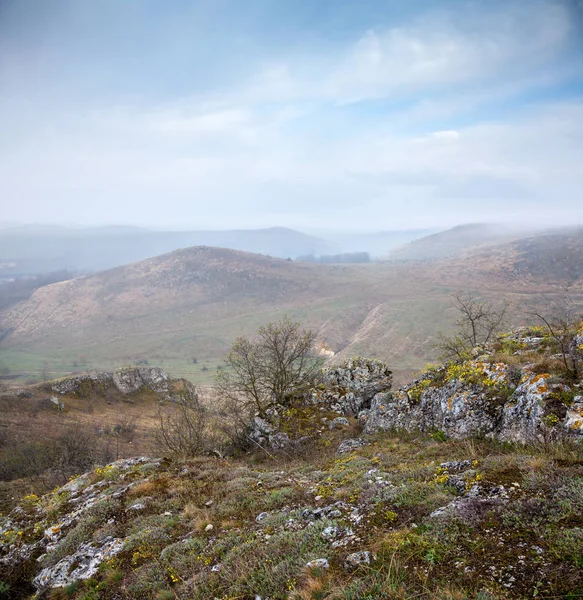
[385,223,535,261]
[1,229,582,385]
[0,225,331,275]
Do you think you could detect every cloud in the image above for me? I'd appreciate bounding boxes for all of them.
[242,0,572,105]
[0,0,581,230]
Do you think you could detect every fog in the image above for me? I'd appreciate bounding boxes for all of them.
[0,0,582,232]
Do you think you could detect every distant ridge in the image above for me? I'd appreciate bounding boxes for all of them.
[2,229,583,386]
[386,223,532,261]
[0,225,331,274]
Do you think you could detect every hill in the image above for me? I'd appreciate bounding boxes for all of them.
[0,225,331,275]
[385,223,534,261]
[1,324,583,598]
[1,230,583,385]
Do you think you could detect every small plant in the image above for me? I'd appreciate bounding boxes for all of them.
[430,430,448,442]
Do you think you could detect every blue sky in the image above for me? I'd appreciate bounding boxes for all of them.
[1,0,582,230]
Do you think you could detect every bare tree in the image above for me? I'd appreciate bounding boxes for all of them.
[529,285,582,381]
[215,317,321,418]
[155,391,209,458]
[438,292,508,361]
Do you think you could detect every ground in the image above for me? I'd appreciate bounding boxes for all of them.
[1,428,582,599]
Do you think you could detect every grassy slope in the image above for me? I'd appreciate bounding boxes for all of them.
[1,232,583,385]
[3,430,583,599]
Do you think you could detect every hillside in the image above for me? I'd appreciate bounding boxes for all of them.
[1,325,583,599]
[385,223,534,262]
[1,230,583,385]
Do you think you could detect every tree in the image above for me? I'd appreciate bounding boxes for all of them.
[530,284,583,381]
[155,391,208,458]
[438,292,508,361]
[215,317,321,418]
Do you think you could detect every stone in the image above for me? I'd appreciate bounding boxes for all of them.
[439,460,473,472]
[48,367,197,404]
[33,538,124,589]
[345,550,374,568]
[361,335,583,443]
[336,438,368,455]
[321,526,340,541]
[329,417,350,429]
[306,558,330,569]
[255,512,270,523]
[312,357,393,415]
[49,397,64,410]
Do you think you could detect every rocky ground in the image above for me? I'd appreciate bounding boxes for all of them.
[1,326,583,599]
[1,432,582,599]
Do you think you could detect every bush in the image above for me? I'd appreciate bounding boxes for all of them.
[0,426,115,485]
[437,292,508,361]
[155,392,213,458]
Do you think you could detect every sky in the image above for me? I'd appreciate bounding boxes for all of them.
[0,0,582,231]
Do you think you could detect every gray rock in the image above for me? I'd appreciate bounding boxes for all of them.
[49,397,64,410]
[312,357,393,415]
[361,354,583,443]
[49,367,197,404]
[345,550,374,568]
[329,417,350,429]
[336,438,368,455]
[439,460,473,472]
[321,526,340,541]
[306,558,330,569]
[33,538,124,589]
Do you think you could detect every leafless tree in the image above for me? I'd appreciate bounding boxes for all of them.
[215,316,321,418]
[438,292,508,361]
[530,285,583,381]
[155,391,209,458]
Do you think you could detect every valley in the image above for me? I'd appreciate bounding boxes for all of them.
[1,226,582,386]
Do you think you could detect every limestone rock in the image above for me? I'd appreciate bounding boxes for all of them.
[312,357,393,415]
[48,367,197,404]
[306,558,330,569]
[336,438,368,455]
[34,538,124,589]
[361,335,583,443]
[345,550,374,568]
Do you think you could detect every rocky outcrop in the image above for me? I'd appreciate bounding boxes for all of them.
[360,327,583,443]
[250,327,582,448]
[311,357,393,415]
[0,457,162,590]
[34,538,125,588]
[48,366,197,403]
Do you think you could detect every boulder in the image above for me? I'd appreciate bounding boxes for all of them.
[336,438,368,455]
[34,538,124,589]
[345,550,374,568]
[312,357,393,415]
[306,558,330,569]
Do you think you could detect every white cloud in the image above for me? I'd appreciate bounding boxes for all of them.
[0,0,581,230]
[242,0,571,105]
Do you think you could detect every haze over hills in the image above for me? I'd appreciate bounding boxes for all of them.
[385,223,537,261]
[0,225,332,275]
[0,224,440,277]
[1,227,582,385]
[303,228,435,257]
